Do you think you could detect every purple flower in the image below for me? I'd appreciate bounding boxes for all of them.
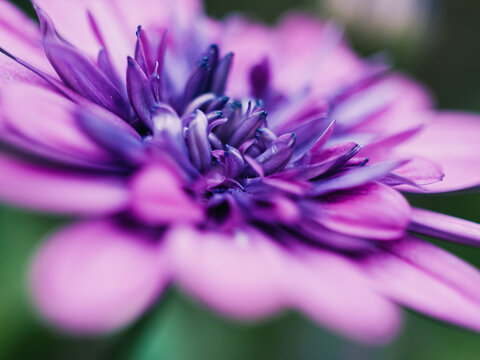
[1,0,480,344]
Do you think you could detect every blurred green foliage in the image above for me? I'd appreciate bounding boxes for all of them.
[2,0,480,359]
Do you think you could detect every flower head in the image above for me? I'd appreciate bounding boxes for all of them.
[1,0,480,344]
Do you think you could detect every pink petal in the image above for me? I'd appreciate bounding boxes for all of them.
[0,154,129,215]
[362,239,480,332]
[314,183,411,240]
[165,226,287,318]
[166,226,401,343]
[0,0,55,76]
[129,162,204,225]
[396,112,480,192]
[409,207,480,246]
[0,84,115,165]
[393,157,444,186]
[30,220,169,333]
[288,247,401,344]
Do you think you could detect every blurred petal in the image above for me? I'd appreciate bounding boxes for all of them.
[0,84,115,165]
[314,183,411,240]
[409,208,480,247]
[130,163,204,225]
[166,226,401,343]
[363,238,480,332]
[0,0,55,76]
[397,112,480,192]
[30,220,168,333]
[0,154,129,215]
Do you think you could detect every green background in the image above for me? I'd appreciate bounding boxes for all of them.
[2,0,480,358]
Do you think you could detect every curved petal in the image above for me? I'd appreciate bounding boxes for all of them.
[30,220,169,333]
[314,183,411,240]
[397,112,480,192]
[0,84,117,166]
[0,153,129,215]
[166,226,401,344]
[362,237,480,332]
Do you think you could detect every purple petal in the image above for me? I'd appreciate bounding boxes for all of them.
[0,153,129,215]
[127,56,156,128]
[30,220,169,333]
[311,160,405,196]
[289,117,336,163]
[313,183,411,240]
[77,110,146,165]
[36,7,132,120]
[252,133,296,176]
[129,163,204,225]
[409,208,480,247]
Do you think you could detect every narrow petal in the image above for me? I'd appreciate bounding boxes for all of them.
[362,240,480,332]
[313,183,411,240]
[30,220,169,333]
[409,207,480,246]
[311,160,405,196]
[0,154,129,215]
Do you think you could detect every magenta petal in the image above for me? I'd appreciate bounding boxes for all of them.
[166,226,401,343]
[363,238,480,332]
[314,183,411,240]
[409,208,480,246]
[130,163,204,225]
[397,112,480,192]
[0,154,129,215]
[30,220,169,333]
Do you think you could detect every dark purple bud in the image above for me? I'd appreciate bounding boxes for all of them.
[127,56,156,129]
[205,44,219,86]
[224,144,245,178]
[135,26,154,74]
[229,110,267,147]
[77,111,145,165]
[207,111,224,121]
[207,96,229,112]
[187,110,212,172]
[255,127,277,148]
[289,117,336,163]
[211,52,233,95]
[36,6,132,120]
[254,133,296,176]
[250,57,270,99]
[183,62,210,107]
